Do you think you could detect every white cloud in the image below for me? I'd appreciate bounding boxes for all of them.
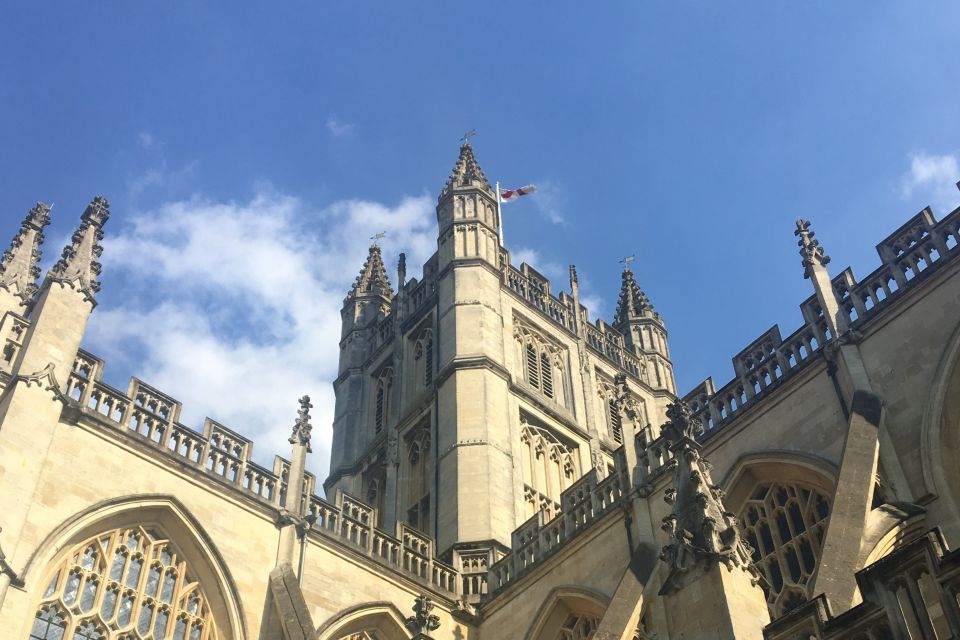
[137,132,156,150]
[531,180,566,225]
[88,189,436,480]
[900,152,960,213]
[510,246,564,283]
[326,115,355,138]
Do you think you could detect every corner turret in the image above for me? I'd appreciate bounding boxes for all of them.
[613,264,674,391]
[341,244,393,339]
[0,202,51,317]
[436,143,501,267]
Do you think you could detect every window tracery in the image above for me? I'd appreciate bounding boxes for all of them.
[28,525,220,640]
[520,418,579,519]
[737,481,832,617]
[515,324,566,406]
[556,613,599,640]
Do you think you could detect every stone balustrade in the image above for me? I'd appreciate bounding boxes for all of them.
[307,491,460,595]
[487,468,626,595]
[764,529,960,639]
[685,204,960,439]
[63,348,468,596]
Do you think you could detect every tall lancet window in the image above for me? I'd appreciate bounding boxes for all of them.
[519,418,579,520]
[413,328,434,390]
[28,526,220,640]
[373,367,393,434]
[515,323,566,406]
[406,426,432,534]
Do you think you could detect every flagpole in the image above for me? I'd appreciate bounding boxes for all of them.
[496,180,504,246]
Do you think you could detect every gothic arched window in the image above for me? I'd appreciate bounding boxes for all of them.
[374,368,393,434]
[413,329,434,389]
[516,325,565,405]
[406,427,432,534]
[28,525,220,640]
[520,420,579,520]
[737,481,832,617]
[557,613,599,640]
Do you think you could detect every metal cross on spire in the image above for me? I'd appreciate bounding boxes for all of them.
[460,129,476,146]
[370,231,386,247]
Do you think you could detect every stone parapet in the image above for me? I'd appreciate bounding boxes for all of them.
[486,467,625,595]
[684,204,960,439]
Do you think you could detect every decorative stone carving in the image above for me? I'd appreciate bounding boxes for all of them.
[795,218,831,278]
[0,201,51,304]
[404,594,441,638]
[349,244,392,301]
[288,395,313,452]
[614,266,653,325]
[386,432,399,465]
[16,362,67,403]
[658,401,758,594]
[49,196,110,304]
[441,142,491,196]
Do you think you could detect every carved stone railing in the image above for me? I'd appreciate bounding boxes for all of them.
[487,468,625,595]
[764,529,960,639]
[64,348,468,596]
[502,256,654,384]
[307,491,460,595]
[504,262,577,334]
[684,204,960,439]
[0,310,29,375]
[64,348,316,507]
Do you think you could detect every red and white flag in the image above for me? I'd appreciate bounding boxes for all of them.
[499,184,537,202]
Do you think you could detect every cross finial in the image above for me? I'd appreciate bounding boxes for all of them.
[620,254,635,269]
[370,231,386,247]
[460,129,476,146]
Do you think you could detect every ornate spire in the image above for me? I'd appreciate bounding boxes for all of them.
[795,218,830,279]
[349,244,393,300]
[288,395,313,452]
[0,202,51,305]
[658,400,758,594]
[440,142,492,198]
[48,196,110,304]
[613,266,654,326]
[404,595,441,638]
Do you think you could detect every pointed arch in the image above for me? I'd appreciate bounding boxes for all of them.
[316,601,411,640]
[17,494,246,640]
[721,453,837,618]
[921,318,960,517]
[524,585,609,640]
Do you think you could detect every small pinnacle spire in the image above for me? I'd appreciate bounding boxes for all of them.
[289,395,313,452]
[0,201,52,305]
[795,218,830,279]
[613,266,653,326]
[49,196,110,304]
[441,142,491,198]
[349,244,393,300]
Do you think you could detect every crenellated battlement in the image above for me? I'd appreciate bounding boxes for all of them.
[681,204,960,444]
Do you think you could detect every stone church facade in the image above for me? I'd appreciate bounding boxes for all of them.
[1,144,959,639]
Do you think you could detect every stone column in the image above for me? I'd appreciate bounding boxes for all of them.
[277,396,313,570]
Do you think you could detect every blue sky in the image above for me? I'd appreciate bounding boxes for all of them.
[2,2,959,477]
